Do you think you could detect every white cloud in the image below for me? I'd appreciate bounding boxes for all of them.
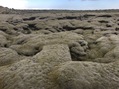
[0,0,28,9]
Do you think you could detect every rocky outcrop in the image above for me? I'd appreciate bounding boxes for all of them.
[0,6,11,14]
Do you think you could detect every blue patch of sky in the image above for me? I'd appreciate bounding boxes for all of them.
[26,0,119,10]
[0,0,119,10]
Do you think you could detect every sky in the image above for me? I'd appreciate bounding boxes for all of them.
[0,0,119,10]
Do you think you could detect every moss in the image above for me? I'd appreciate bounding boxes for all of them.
[48,69,60,89]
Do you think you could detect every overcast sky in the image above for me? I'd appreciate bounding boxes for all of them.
[0,0,119,10]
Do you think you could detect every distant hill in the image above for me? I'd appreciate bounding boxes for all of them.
[0,6,16,14]
[1,5,119,14]
[0,6,9,14]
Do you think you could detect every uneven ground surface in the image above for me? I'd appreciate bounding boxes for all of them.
[0,7,119,89]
